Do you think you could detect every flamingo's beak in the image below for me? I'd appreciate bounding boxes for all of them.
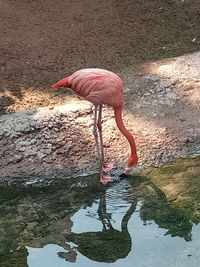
[51,77,69,90]
[119,173,128,179]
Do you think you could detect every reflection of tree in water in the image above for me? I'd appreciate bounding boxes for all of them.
[140,194,193,241]
[62,189,137,263]
[131,176,193,242]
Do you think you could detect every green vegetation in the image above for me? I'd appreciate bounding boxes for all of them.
[141,156,200,223]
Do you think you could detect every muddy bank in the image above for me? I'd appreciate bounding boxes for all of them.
[0,52,200,179]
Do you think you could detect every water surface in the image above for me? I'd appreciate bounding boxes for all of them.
[1,157,200,267]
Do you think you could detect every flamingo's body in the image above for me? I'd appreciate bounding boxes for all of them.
[52,68,138,184]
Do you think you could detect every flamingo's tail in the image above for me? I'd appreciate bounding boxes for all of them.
[51,77,69,90]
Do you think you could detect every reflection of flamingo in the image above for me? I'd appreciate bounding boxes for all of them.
[52,68,138,184]
[60,190,137,263]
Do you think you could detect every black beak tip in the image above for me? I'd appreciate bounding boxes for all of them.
[119,173,128,179]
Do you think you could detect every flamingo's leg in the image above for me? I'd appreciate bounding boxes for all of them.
[93,105,101,163]
[93,105,110,184]
[93,106,109,184]
[97,105,104,164]
[97,105,115,174]
[96,106,113,185]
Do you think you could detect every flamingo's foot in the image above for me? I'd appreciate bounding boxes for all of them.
[102,163,116,173]
[100,174,112,185]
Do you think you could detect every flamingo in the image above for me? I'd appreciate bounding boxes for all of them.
[51,68,138,184]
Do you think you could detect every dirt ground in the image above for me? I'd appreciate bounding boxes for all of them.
[1,0,200,114]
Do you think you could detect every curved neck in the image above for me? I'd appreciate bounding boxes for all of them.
[121,202,137,231]
[114,107,138,167]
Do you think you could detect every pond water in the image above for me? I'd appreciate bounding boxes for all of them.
[1,157,200,267]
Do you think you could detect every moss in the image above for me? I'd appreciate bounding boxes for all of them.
[0,222,28,267]
[141,156,200,225]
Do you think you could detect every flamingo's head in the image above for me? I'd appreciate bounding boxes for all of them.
[123,155,138,175]
[51,77,69,90]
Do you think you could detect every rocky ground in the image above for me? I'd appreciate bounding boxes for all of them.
[0,0,200,178]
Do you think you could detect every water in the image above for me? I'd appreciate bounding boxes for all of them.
[26,216,200,267]
[1,157,200,267]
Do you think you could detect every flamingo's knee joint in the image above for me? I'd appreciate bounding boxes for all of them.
[93,126,98,137]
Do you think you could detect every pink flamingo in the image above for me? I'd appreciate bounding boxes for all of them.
[51,68,138,184]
